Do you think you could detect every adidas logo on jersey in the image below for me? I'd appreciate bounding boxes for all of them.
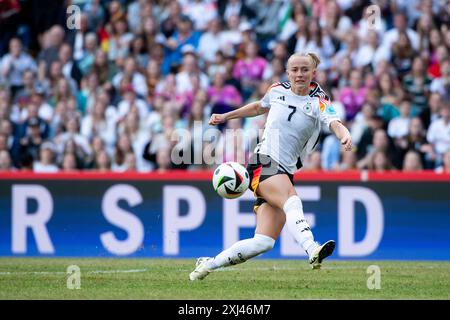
[277,96,285,101]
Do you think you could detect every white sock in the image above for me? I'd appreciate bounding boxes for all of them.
[207,234,275,270]
[283,195,318,256]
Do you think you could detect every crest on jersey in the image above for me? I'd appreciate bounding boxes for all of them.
[303,102,312,113]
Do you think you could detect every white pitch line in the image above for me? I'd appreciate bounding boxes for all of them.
[0,269,148,276]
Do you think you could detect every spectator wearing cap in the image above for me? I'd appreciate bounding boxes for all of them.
[33,141,59,173]
[16,117,44,166]
[164,14,201,69]
[0,38,37,97]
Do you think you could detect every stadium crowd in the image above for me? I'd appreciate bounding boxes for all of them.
[0,0,449,173]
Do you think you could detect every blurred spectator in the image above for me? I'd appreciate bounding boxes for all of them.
[395,117,434,169]
[357,128,400,170]
[208,70,242,114]
[33,141,59,172]
[303,150,322,172]
[83,0,105,32]
[427,102,450,166]
[165,14,201,69]
[233,40,267,101]
[182,0,218,32]
[339,69,368,121]
[435,150,450,173]
[381,12,419,53]
[93,149,112,172]
[198,18,222,64]
[333,148,357,171]
[367,150,394,172]
[402,150,424,171]
[390,31,416,79]
[402,56,432,116]
[387,100,411,140]
[112,56,148,98]
[61,152,79,171]
[0,38,37,97]
[0,149,13,171]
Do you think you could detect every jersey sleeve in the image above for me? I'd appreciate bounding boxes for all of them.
[260,83,281,108]
[260,88,272,108]
[318,95,341,128]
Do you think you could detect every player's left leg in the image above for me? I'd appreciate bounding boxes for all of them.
[189,202,284,281]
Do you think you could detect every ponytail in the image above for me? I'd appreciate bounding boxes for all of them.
[286,52,321,69]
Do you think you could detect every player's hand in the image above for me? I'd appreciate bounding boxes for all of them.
[341,134,353,151]
[209,113,227,125]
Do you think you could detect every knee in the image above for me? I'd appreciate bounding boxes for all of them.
[254,234,275,253]
[283,195,303,213]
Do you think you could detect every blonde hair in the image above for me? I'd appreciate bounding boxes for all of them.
[287,52,321,69]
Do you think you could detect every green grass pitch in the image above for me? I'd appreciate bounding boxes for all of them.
[0,258,449,299]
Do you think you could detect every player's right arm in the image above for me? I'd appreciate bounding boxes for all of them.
[209,101,268,125]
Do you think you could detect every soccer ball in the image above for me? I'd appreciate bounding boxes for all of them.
[212,162,250,199]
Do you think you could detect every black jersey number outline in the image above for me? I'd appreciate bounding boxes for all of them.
[287,105,296,121]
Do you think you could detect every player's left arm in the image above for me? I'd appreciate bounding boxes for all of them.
[330,120,352,151]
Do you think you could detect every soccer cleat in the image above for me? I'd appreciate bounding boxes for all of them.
[309,240,335,269]
[189,257,213,281]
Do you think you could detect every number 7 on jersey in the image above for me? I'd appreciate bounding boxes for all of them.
[287,105,296,121]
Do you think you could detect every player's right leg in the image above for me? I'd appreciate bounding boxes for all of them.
[257,174,335,269]
[189,202,284,281]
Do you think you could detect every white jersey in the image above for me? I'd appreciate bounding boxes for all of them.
[255,81,340,174]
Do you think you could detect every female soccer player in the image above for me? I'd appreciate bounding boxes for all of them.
[190,52,352,281]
